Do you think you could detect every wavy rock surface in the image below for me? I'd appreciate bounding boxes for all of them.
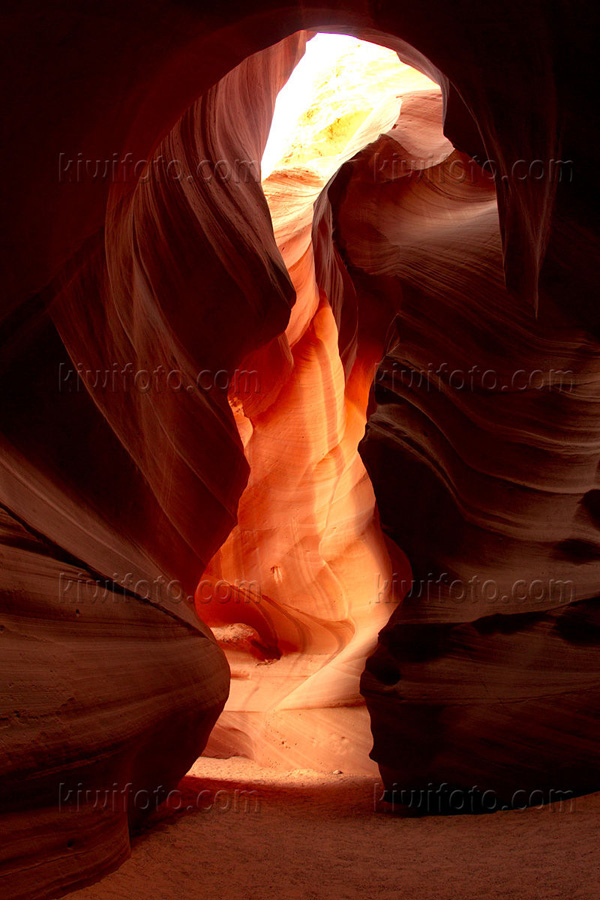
[0,30,306,900]
[198,42,436,774]
[1,1,599,895]
[0,507,228,900]
[330,94,600,804]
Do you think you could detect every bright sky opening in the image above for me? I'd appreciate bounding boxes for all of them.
[261,33,437,183]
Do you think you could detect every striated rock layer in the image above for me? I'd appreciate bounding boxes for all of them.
[0,507,228,900]
[1,28,306,900]
[330,94,600,805]
[1,1,599,894]
[200,38,431,775]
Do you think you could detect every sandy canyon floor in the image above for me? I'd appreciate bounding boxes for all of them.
[66,757,600,900]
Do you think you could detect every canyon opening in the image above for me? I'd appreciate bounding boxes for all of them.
[199,31,450,775]
[1,8,598,900]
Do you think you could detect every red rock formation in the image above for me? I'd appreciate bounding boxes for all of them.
[0,507,228,899]
[1,27,307,900]
[1,1,599,895]
[198,39,429,775]
[331,98,600,806]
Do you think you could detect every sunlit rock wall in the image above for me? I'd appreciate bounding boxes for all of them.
[1,0,599,895]
[199,38,435,774]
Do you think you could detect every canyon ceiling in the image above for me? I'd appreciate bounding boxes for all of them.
[1,2,599,899]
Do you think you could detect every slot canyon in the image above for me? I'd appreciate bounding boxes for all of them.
[1,4,599,900]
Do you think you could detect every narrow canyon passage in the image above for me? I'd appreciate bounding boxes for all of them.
[197,34,447,773]
[2,6,600,899]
